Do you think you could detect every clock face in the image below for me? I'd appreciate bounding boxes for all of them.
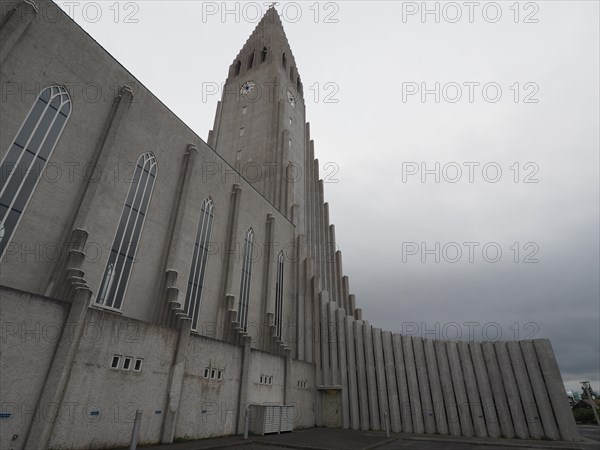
[287,90,296,108]
[240,80,256,95]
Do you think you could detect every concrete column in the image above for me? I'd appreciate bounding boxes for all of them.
[161,319,192,443]
[382,331,401,432]
[413,337,436,434]
[533,339,580,441]
[446,341,474,437]
[327,224,338,302]
[494,341,529,439]
[469,343,501,438]
[334,250,344,309]
[236,336,252,433]
[373,328,389,430]
[434,340,461,436]
[47,86,135,297]
[402,335,424,433]
[310,154,318,262]
[157,144,199,325]
[261,214,275,350]
[217,184,242,339]
[345,316,360,430]
[25,287,92,449]
[328,300,339,385]
[312,276,322,383]
[304,123,312,254]
[457,341,487,438]
[0,0,38,65]
[520,341,560,440]
[481,342,515,438]
[341,276,350,315]
[207,101,222,148]
[423,339,448,435]
[323,203,333,294]
[392,334,412,433]
[304,259,314,363]
[349,294,356,317]
[354,321,370,430]
[316,178,326,285]
[363,322,380,430]
[507,341,543,439]
[283,348,292,404]
[319,292,330,386]
[296,237,307,361]
[336,309,350,428]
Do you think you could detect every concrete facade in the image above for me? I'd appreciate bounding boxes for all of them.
[0,1,580,448]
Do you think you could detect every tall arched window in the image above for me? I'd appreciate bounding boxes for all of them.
[96,152,157,310]
[0,86,72,256]
[247,52,255,70]
[184,197,215,330]
[238,228,254,332]
[275,251,284,337]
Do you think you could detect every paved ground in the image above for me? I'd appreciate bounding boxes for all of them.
[134,426,600,450]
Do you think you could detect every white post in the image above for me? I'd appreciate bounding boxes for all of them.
[244,406,250,439]
[129,410,142,450]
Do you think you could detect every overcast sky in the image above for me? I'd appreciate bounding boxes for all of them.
[56,0,599,392]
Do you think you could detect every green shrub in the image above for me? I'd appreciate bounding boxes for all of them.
[573,407,600,424]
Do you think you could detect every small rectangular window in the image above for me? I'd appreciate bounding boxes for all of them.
[236,149,242,161]
[239,127,245,136]
[211,369,216,379]
[289,117,292,126]
[260,375,263,384]
[242,106,247,115]
[204,368,210,378]
[110,355,121,369]
[217,369,223,380]
[123,356,132,371]
[288,138,292,148]
[133,358,143,372]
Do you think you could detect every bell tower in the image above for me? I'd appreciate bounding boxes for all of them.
[208,6,306,228]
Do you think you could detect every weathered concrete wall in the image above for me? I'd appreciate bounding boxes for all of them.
[176,335,242,440]
[0,287,69,450]
[247,349,285,405]
[285,359,317,429]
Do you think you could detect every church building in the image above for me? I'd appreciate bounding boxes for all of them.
[0,1,580,448]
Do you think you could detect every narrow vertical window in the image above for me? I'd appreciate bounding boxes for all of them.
[239,127,245,137]
[0,86,72,256]
[184,197,215,330]
[247,52,254,70]
[261,47,267,63]
[282,53,287,69]
[275,251,284,337]
[96,152,157,310]
[238,228,255,332]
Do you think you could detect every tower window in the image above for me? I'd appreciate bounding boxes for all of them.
[110,355,121,369]
[289,117,292,126]
[242,106,247,115]
[239,127,245,137]
[0,86,72,257]
[236,150,242,161]
[261,47,267,63]
[238,228,255,332]
[282,53,287,69]
[184,198,215,331]
[275,251,284,337]
[247,52,254,70]
[96,152,157,310]
[133,358,143,372]
[123,356,133,371]
[289,138,292,148]
[234,60,241,76]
